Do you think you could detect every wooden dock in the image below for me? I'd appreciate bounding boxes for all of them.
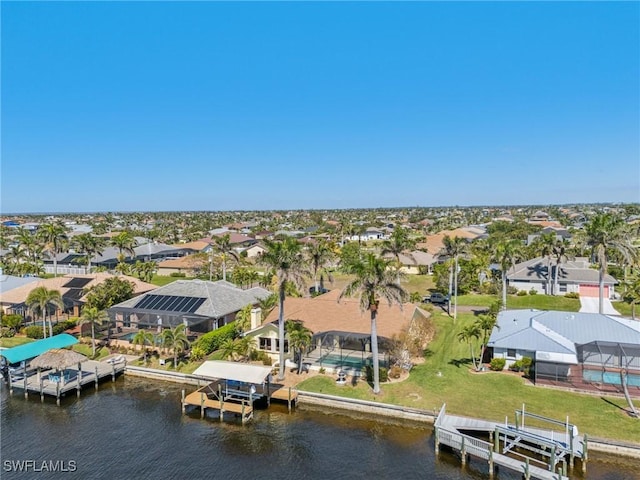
[434,404,587,480]
[7,359,126,405]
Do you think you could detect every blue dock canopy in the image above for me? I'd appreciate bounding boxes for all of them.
[1,334,79,364]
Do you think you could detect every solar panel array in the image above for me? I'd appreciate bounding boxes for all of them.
[63,277,93,288]
[63,288,85,301]
[134,295,206,313]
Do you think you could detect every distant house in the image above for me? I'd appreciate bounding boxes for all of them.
[506,257,617,297]
[348,228,387,242]
[383,250,437,274]
[487,309,640,391]
[108,280,271,336]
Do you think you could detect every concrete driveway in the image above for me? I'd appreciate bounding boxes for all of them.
[579,296,620,315]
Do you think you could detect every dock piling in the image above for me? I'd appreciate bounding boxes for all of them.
[94,366,99,390]
[181,389,185,414]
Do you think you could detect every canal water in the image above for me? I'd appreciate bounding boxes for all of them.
[1,377,638,480]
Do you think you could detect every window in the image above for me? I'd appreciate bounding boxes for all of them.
[507,349,516,358]
[275,339,289,353]
[259,337,272,351]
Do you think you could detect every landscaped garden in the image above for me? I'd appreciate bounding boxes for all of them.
[297,309,640,443]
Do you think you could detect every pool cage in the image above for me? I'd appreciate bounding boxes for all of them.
[106,307,214,340]
[303,330,391,372]
[578,341,640,387]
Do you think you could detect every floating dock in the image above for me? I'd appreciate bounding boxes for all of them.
[434,404,588,480]
[6,359,126,405]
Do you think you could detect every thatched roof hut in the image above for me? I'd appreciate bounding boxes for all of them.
[30,349,87,370]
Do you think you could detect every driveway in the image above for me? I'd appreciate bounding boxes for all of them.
[579,296,620,315]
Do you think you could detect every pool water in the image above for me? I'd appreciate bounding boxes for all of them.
[318,353,385,371]
[119,332,161,345]
[583,369,640,387]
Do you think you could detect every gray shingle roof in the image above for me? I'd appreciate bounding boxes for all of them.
[109,280,271,319]
[507,257,616,284]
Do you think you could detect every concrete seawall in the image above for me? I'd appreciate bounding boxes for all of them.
[121,367,640,458]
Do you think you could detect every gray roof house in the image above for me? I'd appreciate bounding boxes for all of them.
[108,280,271,334]
[488,309,640,390]
[506,257,617,297]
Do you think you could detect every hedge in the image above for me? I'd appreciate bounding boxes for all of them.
[193,322,237,355]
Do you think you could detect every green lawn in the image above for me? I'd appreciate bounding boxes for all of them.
[150,275,191,287]
[297,311,640,443]
[71,344,110,361]
[0,337,34,348]
[455,294,581,312]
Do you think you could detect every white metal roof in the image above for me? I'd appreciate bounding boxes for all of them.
[192,360,273,384]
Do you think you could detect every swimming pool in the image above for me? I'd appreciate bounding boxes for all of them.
[583,369,640,387]
[119,332,161,345]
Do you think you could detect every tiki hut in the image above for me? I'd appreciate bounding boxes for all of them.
[30,349,88,388]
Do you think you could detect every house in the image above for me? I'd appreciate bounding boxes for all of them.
[506,257,617,297]
[244,289,428,369]
[0,272,40,307]
[487,309,640,391]
[0,273,155,317]
[383,250,437,274]
[108,280,271,336]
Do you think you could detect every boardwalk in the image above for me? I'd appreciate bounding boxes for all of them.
[434,404,587,480]
[7,359,126,404]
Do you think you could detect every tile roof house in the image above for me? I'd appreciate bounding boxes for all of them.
[244,289,427,365]
[506,257,617,297]
[487,309,640,388]
[108,280,271,334]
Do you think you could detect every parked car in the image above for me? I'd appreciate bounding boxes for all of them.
[424,293,449,305]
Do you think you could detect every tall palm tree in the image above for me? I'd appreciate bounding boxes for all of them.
[441,236,468,321]
[338,253,408,394]
[26,286,64,338]
[584,213,637,314]
[534,232,556,295]
[551,239,571,296]
[74,233,105,274]
[162,324,190,368]
[211,233,240,282]
[38,221,69,277]
[79,307,108,357]
[286,320,313,374]
[457,323,481,370]
[131,330,155,362]
[381,226,416,284]
[259,237,310,380]
[491,239,523,309]
[110,231,137,269]
[307,240,335,294]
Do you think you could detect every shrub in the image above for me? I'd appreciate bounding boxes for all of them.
[489,358,506,371]
[389,365,402,379]
[189,345,206,362]
[529,289,538,295]
[262,355,273,366]
[52,320,77,335]
[521,357,532,376]
[509,359,523,372]
[517,290,528,296]
[319,367,326,374]
[25,326,44,339]
[365,365,388,383]
[565,292,579,299]
[193,322,237,355]
[507,286,518,295]
[0,327,15,338]
[170,272,186,277]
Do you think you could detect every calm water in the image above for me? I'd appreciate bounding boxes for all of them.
[1,377,638,480]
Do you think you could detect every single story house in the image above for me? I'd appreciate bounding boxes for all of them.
[108,280,271,336]
[487,309,640,387]
[244,289,428,370]
[383,250,437,274]
[506,257,617,297]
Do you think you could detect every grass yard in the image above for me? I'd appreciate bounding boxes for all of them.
[455,294,581,312]
[71,344,110,361]
[0,337,34,348]
[297,311,640,443]
[150,275,189,287]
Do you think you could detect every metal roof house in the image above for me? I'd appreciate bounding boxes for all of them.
[108,280,271,335]
[488,309,640,391]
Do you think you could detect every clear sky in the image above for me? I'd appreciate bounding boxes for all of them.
[1,1,638,213]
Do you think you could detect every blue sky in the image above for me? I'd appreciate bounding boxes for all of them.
[1,1,638,213]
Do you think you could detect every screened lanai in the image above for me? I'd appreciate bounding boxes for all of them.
[578,341,640,388]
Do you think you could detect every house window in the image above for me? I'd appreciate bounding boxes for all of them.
[559,284,567,293]
[259,337,272,351]
[507,349,516,358]
[275,339,289,353]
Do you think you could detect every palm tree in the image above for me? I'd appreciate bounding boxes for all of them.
[621,273,640,320]
[259,237,310,380]
[234,304,253,333]
[286,320,313,374]
[133,260,156,282]
[584,213,637,314]
[381,226,416,284]
[220,337,243,361]
[211,233,240,282]
[338,253,408,394]
[440,236,468,321]
[307,240,335,294]
[491,239,523,309]
[457,323,481,370]
[131,330,155,362]
[534,232,556,295]
[551,239,571,296]
[79,307,108,357]
[258,293,278,322]
[162,324,190,368]
[74,233,105,274]
[111,231,137,269]
[26,286,64,338]
[38,221,69,277]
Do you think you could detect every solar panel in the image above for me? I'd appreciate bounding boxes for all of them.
[134,295,205,313]
[63,288,85,301]
[63,278,93,288]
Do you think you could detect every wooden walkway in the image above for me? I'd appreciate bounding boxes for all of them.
[434,404,588,480]
[7,359,126,405]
